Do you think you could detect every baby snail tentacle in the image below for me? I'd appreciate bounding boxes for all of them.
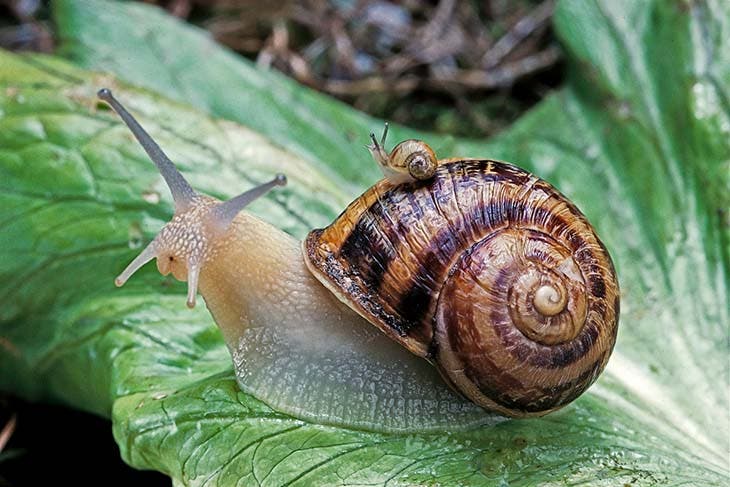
[367,122,439,183]
[98,88,286,308]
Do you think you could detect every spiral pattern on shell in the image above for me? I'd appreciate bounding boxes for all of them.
[305,159,619,417]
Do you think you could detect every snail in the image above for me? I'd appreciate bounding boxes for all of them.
[366,122,438,183]
[98,89,619,433]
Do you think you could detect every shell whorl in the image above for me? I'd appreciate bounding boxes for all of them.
[304,159,619,417]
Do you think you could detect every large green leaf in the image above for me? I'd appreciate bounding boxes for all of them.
[0,0,726,485]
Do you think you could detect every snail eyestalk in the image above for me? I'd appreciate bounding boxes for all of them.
[97,88,196,212]
[367,123,391,171]
[379,122,389,147]
[211,174,287,230]
[101,88,287,308]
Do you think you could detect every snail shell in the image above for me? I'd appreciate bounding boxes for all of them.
[305,159,620,417]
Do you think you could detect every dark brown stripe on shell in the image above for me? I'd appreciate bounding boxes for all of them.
[485,162,532,187]
[307,228,411,337]
[590,274,607,298]
[394,249,443,331]
[387,165,534,334]
[338,205,394,293]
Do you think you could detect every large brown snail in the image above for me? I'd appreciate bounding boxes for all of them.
[98,89,619,433]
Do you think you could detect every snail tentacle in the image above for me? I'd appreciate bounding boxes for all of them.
[98,88,196,211]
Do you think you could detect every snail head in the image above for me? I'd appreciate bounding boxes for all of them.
[98,88,286,308]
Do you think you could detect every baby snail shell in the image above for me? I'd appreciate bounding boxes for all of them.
[100,90,619,431]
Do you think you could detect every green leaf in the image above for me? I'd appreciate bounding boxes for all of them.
[0,0,725,485]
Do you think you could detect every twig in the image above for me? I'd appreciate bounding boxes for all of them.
[324,75,419,96]
[442,46,561,90]
[323,46,560,96]
[481,0,555,69]
[0,337,20,358]
[257,20,315,85]
[0,414,17,453]
[384,0,460,74]
[167,0,192,19]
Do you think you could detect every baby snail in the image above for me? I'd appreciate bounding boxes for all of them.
[98,89,619,433]
[367,122,438,183]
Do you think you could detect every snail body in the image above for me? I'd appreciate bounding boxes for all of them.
[99,90,619,432]
[213,211,491,431]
